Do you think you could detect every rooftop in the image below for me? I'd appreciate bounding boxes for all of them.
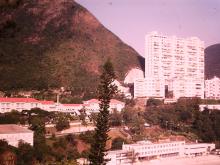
[39,100,55,105]
[0,124,33,134]
[0,97,39,103]
[123,140,185,146]
[63,104,83,107]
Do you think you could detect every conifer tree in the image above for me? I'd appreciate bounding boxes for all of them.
[89,59,117,165]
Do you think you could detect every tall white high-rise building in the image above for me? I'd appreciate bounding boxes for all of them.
[145,31,205,99]
[205,76,220,99]
[134,31,204,99]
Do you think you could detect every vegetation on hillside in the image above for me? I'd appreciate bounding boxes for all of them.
[0,0,143,96]
[0,109,80,164]
[205,43,220,79]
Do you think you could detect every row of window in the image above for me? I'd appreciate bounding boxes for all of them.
[139,148,180,156]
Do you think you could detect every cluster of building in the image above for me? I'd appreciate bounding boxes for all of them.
[0,97,125,114]
[134,31,220,101]
[106,140,215,165]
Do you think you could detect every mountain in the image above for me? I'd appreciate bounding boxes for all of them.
[205,44,220,79]
[0,0,144,94]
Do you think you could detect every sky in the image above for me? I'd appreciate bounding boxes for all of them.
[76,0,220,56]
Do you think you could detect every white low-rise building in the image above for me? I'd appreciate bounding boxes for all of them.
[113,140,216,163]
[0,98,40,113]
[56,104,83,115]
[0,97,125,114]
[199,104,220,111]
[83,99,125,113]
[184,143,215,157]
[38,100,57,112]
[123,140,185,160]
[0,124,33,147]
[164,98,177,104]
[205,76,220,99]
[106,150,135,165]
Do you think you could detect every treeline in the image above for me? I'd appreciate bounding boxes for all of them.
[108,98,220,146]
[0,135,79,165]
[146,98,220,144]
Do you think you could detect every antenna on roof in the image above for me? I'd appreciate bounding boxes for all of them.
[56,94,60,104]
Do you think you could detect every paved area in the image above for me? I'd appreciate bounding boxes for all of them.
[134,155,220,165]
[60,125,95,134]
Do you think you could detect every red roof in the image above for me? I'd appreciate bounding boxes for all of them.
[0,97,39,103]
[39,100,55,105]
[63,104,83,107]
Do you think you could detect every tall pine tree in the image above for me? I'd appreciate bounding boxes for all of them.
[89,59,117,165]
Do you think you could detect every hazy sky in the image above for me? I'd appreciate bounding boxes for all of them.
[76,0,220,56]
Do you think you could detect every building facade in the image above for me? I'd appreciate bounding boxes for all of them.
[38,100,57,112]
[83,99,125,113]
[0,98,40,113]
[123,140,186,160]
[205,76,220,99]
[184,143,215,157]
[106,150,135,165]
[122,140,215,161]
[134,31,204,99]
[0,124,33,147]
[56,104,83,115]
[134,77,164,98]
[0,97,125,114]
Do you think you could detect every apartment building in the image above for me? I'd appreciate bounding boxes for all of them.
[134,31,204,99]
[205,76,220,99]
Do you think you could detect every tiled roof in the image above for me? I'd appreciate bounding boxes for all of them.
[63,104,83,107]
[0,97,39,103]
[0,124,33,134]
[39,101,55,105]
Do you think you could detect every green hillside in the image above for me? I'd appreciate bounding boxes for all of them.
[205,44,220,79]
[0,0,143,94]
